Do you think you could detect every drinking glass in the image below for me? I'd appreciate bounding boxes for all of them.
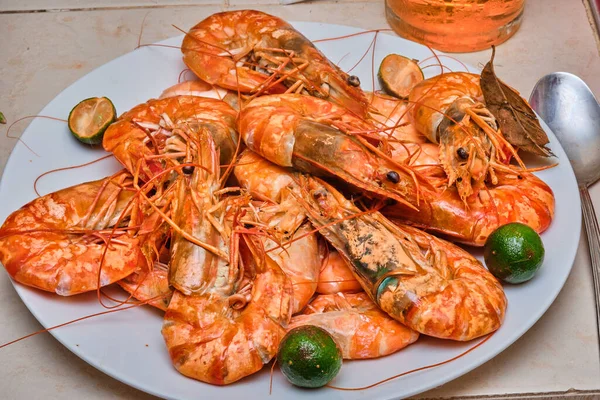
[385,0,525,52]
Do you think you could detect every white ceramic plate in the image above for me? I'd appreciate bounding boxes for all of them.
[0,22,581,400]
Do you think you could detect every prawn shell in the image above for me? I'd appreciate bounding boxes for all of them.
[316,249,362,294]
[408,72,483,142]
[182,10,369,116]
[290,292,419,359]
[383,170,555,246]
[118,264,172,311]
[265,224,320,314]
[0,174,145,296]
[162,235,293,385]
[103,96,238,181]
[296,175,507,341]
[182,10,289,94]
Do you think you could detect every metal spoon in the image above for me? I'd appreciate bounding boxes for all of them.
[530,72,600,347]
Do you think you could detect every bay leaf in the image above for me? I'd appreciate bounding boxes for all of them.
[480,47,553,157]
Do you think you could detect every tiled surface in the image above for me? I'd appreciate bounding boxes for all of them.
[0,0,312,12]
[0,0,224,11]
[1,1,600,399]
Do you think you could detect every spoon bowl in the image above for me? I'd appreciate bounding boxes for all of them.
[530,72,600,187]
[530,72,600,358]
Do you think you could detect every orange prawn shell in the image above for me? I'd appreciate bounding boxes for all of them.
[182,10,369,116]
[238,94,373,167]
[182,10,290,93]
[383,170,555,246]
[234,150,296,202]
[118,264,172,311]
[409,72,483,142]
[296,175,507,341]
[103,96,238,181]
[266,224,320,314]
[0,175,145,295]
[378,224,507,340]
[317,249,362,294]
[367,89,555,246]
[234,150,320,313]
[289,292,419,359]
[162,237,293,385]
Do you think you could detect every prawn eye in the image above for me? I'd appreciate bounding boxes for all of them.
[386,171,400,183]
[182,165,195,175]
[347,75,361,87]
[457,147,468,160]
[313,189,327,200]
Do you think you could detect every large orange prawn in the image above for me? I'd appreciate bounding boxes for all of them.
[232,151,506,341]
[234,149,321,313]
[238,93,423,209]
[103,95,238,182]
[159,130,293,385]
[289,292,419,359]
[368,89,555,245]
[296,176,507,341]
[0,171,146,296]
[181,10,369,116]
[407,72,552,201]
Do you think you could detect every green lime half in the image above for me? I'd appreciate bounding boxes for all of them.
[484,222,545,284]
[68,97,116,145]
[278,325,342,388]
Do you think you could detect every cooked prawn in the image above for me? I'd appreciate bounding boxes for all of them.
[317,248,362,295]
[103,96,238,182]
[118,261,172,311]
[296,175,507,341]
[162,234,292,385]
[368,90,555,246]
[0,171,145,295]
[234,149,320,313]
[181,10,369,116]
[238,93,424,208]
[289,292,419,359]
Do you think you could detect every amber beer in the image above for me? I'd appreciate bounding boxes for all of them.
[385,0,525,52]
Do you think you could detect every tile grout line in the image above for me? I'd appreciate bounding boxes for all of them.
[583,0,600,55]
[0,1,379,15]
[0,0,381,14]
[0,4,220,14]
[416,388,600,400]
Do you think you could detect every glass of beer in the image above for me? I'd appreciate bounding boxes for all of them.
[385,0,525,52]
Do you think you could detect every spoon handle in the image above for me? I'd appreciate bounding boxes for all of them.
[580,186,600,345]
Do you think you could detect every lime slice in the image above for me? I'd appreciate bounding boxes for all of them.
[378,54,424,99]
[68,97,116,145]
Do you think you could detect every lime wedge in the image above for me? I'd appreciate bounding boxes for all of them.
[68,97,116,145]
[378,54,424,99]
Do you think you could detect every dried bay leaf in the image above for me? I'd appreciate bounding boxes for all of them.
[480,47,553,157]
